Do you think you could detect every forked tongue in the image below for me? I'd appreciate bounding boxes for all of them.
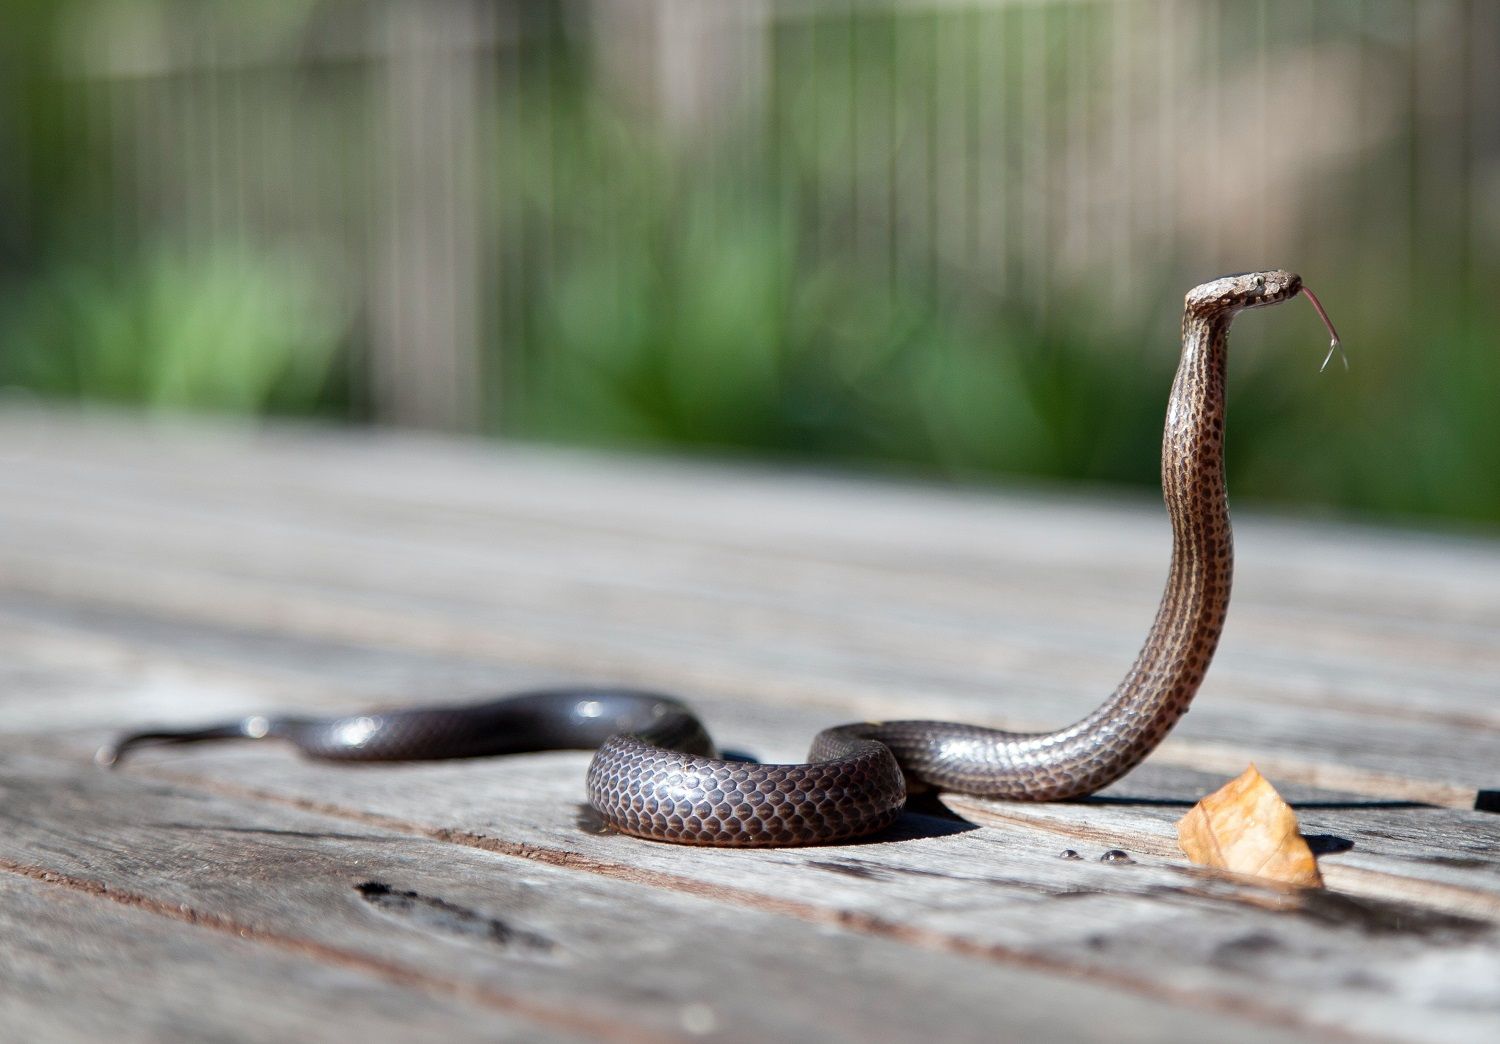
[1300,286,1346,372]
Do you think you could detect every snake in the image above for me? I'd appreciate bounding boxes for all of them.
[101,271,1339,847]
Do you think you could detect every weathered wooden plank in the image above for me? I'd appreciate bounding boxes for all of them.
[6,589,1496,1039]
[2,609,1488,912]
[5,416,1498,713]
[0,588,1483,860]
[2,409,1494,595]
[4,582,1498,909]
[5,419,1498,744]
[946,765,1500,917]
[0,743,1305,1044]
[5,436,1495,675]
[0,871,565,1044]
[0,489,1493,808]
[5,411,1500,1040]
[39,705,1491,1044]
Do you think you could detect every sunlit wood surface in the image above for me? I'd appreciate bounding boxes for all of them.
[2,408,1497,1042]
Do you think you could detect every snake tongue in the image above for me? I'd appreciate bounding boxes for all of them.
[1300,286,1347,372]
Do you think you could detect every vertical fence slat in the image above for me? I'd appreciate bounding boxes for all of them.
[369,1,482,431]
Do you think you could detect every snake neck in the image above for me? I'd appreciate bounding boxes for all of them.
[1056,307,1234,783]
[846,306,1240,800]
[917,306,1232,799]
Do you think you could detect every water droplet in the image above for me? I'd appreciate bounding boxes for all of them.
[1058,849,1082,861]
[1099,849,1135,864]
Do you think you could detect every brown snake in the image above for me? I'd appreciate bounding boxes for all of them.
[103,271,1340,847]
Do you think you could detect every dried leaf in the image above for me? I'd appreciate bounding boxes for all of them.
[1176,765,1323,887]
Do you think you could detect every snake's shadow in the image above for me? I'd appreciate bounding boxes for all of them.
[880,794,982,842]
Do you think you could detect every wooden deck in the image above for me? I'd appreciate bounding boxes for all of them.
[2,407,1498,1043]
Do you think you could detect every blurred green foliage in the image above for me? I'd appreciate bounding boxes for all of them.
[1,1,1497,529]
[519,190,1173,491]
[500,6,1500,529]
[1,244,348,414]
[518,166,1500,527]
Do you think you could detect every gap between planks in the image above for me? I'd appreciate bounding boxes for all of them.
[6,430,1500,728]
[37,760,1355,1041]
[0,744,1357,1044]
[0,859,662,1044]
[123,749,1500,935]
[0,870,568,1044]
[0,581,1485,813]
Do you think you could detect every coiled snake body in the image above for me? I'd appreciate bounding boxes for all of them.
[104,271,1333,847]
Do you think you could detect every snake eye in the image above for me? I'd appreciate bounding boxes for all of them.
[1253,275,1266,288]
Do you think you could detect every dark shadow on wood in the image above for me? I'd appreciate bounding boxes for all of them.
[1302,834,1354,856]
[875,807,980,842]
[903,791,971,822]
[573,804,616,836]
[1292,889,1490,939]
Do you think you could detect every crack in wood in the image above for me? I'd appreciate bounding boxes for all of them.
[121,765,1367,1039]
[0,857,669,1044]
[354,881,561,957]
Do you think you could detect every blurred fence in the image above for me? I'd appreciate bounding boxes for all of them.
[3,0,1499,519]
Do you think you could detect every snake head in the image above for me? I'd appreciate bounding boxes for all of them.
[1186,270,1302,318]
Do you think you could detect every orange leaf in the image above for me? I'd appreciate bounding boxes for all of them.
[1176,765,1323,887]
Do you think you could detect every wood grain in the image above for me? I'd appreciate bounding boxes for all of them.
[3,408,1499,1041]
[0,741,1297,1044]
[0,870,569,1044]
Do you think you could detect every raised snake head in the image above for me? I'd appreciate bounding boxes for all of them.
[1185,270,1303,319]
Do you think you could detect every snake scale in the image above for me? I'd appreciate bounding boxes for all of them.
[103,271,1339,847]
